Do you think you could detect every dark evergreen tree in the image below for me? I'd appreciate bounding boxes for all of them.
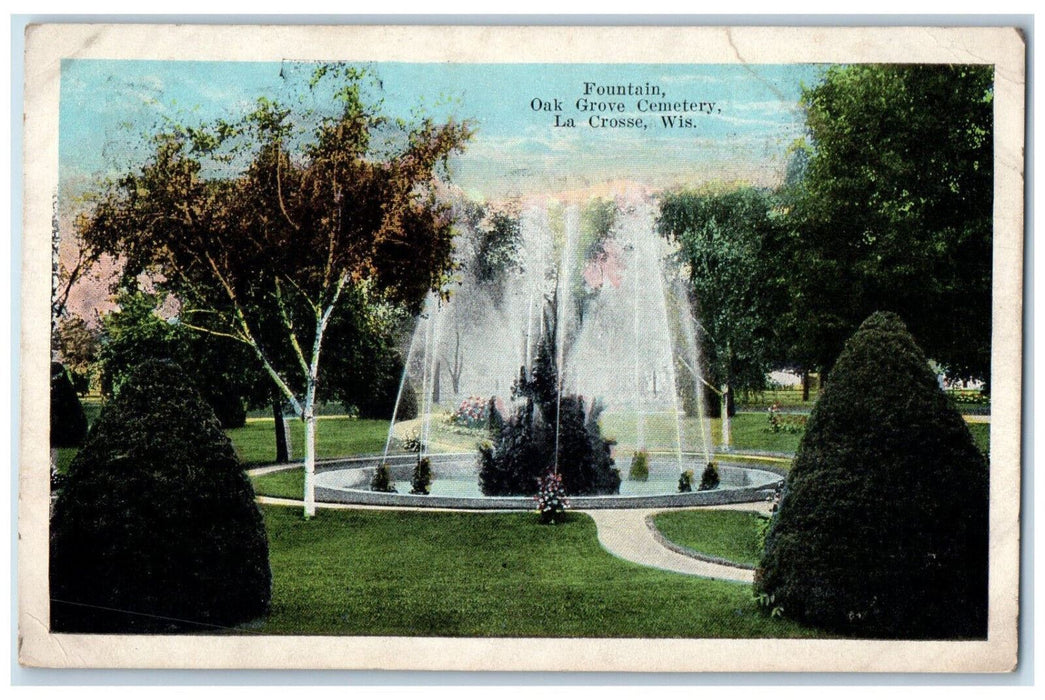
[50,362,88,449]
[698,462,720,491]
[755,312,989,639]
[477,320,619,497]
[50,360,271,633]
[410,457,432,495]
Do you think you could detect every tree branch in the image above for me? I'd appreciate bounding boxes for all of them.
[275,277,311,377]
[275,143,300,231]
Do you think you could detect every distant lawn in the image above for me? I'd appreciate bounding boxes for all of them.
[714,413,805,454]
[250,504,822,638]
[228,417,391,466]
[653,510,766,568]
[738,388,819,410]
[601,411,804,456]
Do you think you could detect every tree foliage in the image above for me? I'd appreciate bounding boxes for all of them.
[50,362,88,449]
[53,315,101,395]
[462,201,523,292]
[779,64,993,380]
[78,65,472,515]
[658,187,787,399]
[755,312,989,638]
[50,360,271,633]
[318,285,416,420]
[98,288,266,428]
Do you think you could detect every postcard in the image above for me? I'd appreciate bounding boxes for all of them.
[19,23,1025,672]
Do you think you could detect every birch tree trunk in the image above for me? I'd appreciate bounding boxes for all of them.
[303,395,317,518]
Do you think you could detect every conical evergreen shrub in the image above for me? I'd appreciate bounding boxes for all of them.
[755,312,988,639]
[50,362,88,448]
[50,359,271,633]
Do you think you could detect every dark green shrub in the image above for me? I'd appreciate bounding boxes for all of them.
[629,450,650,481]
[678,469,694,493]
[755,312,989,639]
[698,462,720,490]
[410,457,432,495]
[49,360,271,633]
[50,362,88,449]
[486,396,505,438]
[371,463,397,493]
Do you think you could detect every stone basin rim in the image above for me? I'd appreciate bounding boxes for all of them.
[299,452,784,510]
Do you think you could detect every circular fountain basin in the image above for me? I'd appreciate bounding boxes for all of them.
[312,452,783,510]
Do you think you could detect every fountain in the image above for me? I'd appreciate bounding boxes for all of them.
[314,191,783,509]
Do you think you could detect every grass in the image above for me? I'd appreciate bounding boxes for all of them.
[248,504,821,638]
[227,417,392,466]
[252,468,304,499]
[653,510,766,567]
[601,411,805,455]
[737,388,819,410]
[967,422,990,457]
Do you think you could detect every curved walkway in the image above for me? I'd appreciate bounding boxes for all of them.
[582,506,761,584]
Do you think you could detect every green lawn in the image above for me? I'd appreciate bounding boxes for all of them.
[228,417,392,466]
[653,510,766,567]
[249,504,821,638]
[600,411,804,455]
[252,468,304,499]
[738,387,819,410]
[715,413,806,453]
[967,422,990,456]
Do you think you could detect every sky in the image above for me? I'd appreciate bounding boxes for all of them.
[59,59,827,201]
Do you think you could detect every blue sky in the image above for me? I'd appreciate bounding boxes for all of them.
[59,60,826,200]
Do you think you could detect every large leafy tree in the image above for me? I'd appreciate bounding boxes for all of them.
[658,187,788,410]
[79,66,472,516]
[98,288,268,429]
[779,64,993,381]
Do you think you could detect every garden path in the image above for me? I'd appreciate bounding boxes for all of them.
[582,505,769,584]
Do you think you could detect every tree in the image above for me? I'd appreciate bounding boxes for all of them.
[478,309,620,497]
[98,288,266,429]
[779,65,993,381]
[80,66,471,516]
[755,312,988,638]
[50,362,87,449]
[319,284,417,420]
[657,187,788,413]
[464,201,523,299]
[53,315,101,395]
[50,360,271,632]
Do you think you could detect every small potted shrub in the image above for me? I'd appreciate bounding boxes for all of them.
[370,463,397,493]
[628,450,649,481]
[699,461,720,490]
[410,457,432,495]
[678,469,694,493]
